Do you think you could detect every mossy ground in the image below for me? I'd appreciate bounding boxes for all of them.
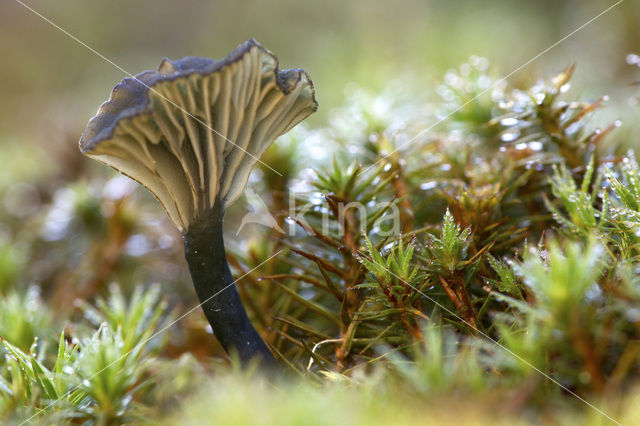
[1,58,640,425]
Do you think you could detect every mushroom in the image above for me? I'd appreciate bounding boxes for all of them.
[79,39,317,365]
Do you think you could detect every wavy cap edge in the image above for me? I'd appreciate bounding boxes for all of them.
[79,38,318,154]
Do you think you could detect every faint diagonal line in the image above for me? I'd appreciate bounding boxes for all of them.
[13,0,284,177]
[17,250,283,426]
[354,248,622,425]
[362,0,624,175]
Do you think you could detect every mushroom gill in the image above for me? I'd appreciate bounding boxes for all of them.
[79,39,317,366]
[80,38,317,232]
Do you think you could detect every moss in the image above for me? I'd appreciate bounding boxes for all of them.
[1,59,640,424]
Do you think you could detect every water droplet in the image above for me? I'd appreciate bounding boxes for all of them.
[565,122,581,135]
[501,132,519,142]
[626,53,640,65]
[124,234,152,257]
[444,72,460,87]
[478,76,492,89]
[500,117,518,126]
[102,175,135,200]
[420,181,437,190]
[158,235,174,250]
[529,141,543,151]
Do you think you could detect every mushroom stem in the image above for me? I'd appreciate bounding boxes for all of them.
[183,200,275,366]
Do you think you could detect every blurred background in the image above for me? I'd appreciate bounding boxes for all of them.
[2,0,639,145]
[0,0,639,356]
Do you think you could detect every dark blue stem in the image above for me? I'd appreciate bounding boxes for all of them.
[183,202,275,366]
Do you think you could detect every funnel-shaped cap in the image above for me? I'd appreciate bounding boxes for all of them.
[80,39,317,232]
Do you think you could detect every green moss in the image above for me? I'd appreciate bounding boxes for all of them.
[2,60,640,424]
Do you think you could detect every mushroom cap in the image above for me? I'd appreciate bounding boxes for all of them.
[80,39,317,232]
